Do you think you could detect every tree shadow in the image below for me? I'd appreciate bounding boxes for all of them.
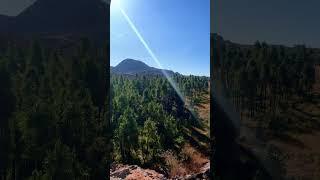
[195,104,206,109]
[276,133,306,149]
[182,128,210,156]
[286,109,320,133]
[292,106,320,119]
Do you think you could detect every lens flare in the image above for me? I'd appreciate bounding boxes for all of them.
[111,0,120,6]
[116,4,198,117]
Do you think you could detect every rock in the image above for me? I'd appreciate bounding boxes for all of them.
[110,164,166,180]
[110,163,211,180]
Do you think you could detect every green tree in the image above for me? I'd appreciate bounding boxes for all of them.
[42,141,78,180]
[116,108,139,163]
[139,119,161,165]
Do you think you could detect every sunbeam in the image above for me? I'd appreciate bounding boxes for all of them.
[116,3,192,105]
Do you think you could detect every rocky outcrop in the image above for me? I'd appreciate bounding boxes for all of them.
[110,164,166,180]
[110,163,210,180]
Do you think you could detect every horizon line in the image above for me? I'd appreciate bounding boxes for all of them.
[110,58,210,77]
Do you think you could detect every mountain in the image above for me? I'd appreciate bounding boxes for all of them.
[0,0,109,43]
[111,59,175,76]
[0,15,13,32]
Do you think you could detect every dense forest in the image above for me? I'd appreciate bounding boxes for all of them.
[0,37,210,179]
[110,73,210,177]
[0,39,110,179]
[213,34,320,179]
[213,34,317,134]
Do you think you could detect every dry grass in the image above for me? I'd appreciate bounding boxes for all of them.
[181,144,209,172]
[238,85,320,179]
[162,144,209,178]
[160,90,210,178]
[194,92,210,131]
[162,151,187,178]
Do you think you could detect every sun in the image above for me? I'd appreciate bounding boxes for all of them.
[111,0,121,7]
[110,0,121,14]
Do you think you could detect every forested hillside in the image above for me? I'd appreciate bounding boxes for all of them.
[0,39,210,179]
[110,69,210,178]
[213,33,320,179]
[0,39,110,179]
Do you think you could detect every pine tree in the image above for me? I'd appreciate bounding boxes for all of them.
[139,118,161,165]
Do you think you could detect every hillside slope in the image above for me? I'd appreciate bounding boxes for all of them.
[111,59,174,76]
[0,0,109,43]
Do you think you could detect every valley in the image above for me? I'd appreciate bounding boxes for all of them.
[110,59,210,179]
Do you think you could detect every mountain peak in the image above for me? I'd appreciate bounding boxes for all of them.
[118,59,150,67]
[112,59,174,76]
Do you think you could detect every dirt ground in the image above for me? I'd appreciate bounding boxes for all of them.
[239,87,320,179]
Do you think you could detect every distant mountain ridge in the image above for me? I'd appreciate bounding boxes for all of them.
[111,59,175,76]
[0,0,109,43]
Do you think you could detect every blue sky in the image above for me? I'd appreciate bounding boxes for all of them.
[111,0,210,76]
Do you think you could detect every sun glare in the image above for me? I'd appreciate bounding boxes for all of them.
[115,2,199,117]
[111,0,120,7]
